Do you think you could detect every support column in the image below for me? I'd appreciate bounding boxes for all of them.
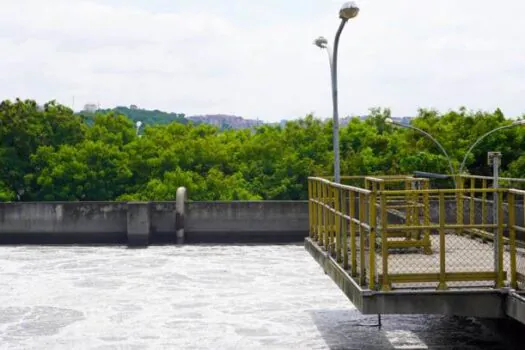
[127,202,151,247]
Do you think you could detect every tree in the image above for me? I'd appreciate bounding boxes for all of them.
[1,98,524,202]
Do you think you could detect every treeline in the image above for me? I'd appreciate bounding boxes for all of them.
[1,99,524,202]
[80,106,187,126]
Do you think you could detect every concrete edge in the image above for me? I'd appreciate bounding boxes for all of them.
[304,238,507,317]
[506,292,525,325]
[186,230,307,244]
[304,237,366,311]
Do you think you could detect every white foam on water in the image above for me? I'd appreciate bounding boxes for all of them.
[385,330,428,349]
[0,244,513,349]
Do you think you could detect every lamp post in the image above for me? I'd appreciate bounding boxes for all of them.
[458,120,525,175]
[313,1,360,183]
[135,121,143,136]
[385,118,456,186]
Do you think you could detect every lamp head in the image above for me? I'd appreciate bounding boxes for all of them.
[340,1,360,20]
[313,36,328,49]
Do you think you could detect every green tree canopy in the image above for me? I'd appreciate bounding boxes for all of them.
[1,99,524,202]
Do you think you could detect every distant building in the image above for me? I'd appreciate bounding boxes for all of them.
[130,104,138,110]
[187,114,262,130]
[83,103,98,113]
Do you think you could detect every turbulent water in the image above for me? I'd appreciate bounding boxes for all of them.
[0,244,522,349]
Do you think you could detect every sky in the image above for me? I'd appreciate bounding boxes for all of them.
[1,0,524,122]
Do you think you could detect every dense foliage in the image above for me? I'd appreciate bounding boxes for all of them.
[1,99,524,202]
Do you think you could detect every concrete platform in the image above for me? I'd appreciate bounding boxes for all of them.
[506,292,525,324]
[305,237,508,318]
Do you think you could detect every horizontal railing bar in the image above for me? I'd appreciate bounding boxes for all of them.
[308,177,372,194]
[512,225,525,233]
[385,240,427,248]
[461,174,525,182]
[379,188,507,195]
[385,224,498,231]
[384,271,503,283]
[309,199,371,230]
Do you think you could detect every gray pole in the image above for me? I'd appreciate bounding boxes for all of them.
[489,151,501,284]
[331,19,348,183]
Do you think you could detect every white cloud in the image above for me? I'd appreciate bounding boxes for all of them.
[0,0,524,121]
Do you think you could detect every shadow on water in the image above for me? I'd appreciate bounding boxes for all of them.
[310,309,525,350]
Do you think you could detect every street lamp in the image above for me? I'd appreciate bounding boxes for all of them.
[458,120,525,175]
[385,118,456,186]
[313,1,360,183]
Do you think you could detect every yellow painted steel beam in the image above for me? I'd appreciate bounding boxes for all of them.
[369,192,377,290]
[497,191,505,288]
[509,192,517,289]
[385,240,428,248]
[359,194,366,286]
[384,271,507,284]
[350,191,357,276]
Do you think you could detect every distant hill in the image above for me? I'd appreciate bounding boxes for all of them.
[78,106,266,130]
[79,105,187,126]
[187,114,263,130]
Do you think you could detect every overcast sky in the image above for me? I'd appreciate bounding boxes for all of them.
[1,0,524,121]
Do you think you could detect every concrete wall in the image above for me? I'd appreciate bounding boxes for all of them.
[0,202,178,245]
[0,200,309,245]
[0,202,128,244]
[185,201,309,243]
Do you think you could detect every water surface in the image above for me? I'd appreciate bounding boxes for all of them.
[0,244,521,349]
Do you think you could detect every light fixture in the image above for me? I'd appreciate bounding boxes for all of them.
[339,1,360,20]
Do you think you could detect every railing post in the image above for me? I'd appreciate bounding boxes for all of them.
[469,178,475,238]
[482,179,487,242]
[317,181,323,244]
[323,182,329,250]
[335,187,342,262]
[308,179,314,239]
[438,192,448,290]
[456,176,464,236]
[496,191,504,288]
[380,191,390,291]
[369,192,377,290]
[330,186,336,254]
[509,192,517,289]
[350,191,356,276]
[342,189,349,269]
[404,179,411,240]
[313,180,319,241]
[423,180,432,254]
[359,193,366,285]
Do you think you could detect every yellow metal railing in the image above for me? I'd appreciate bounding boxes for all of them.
[508,189,525,290]
[308,176,523,292]
[309,177,376,289]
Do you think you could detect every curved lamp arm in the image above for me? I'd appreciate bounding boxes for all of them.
[387,119,456,186]
[459,121,525,175]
